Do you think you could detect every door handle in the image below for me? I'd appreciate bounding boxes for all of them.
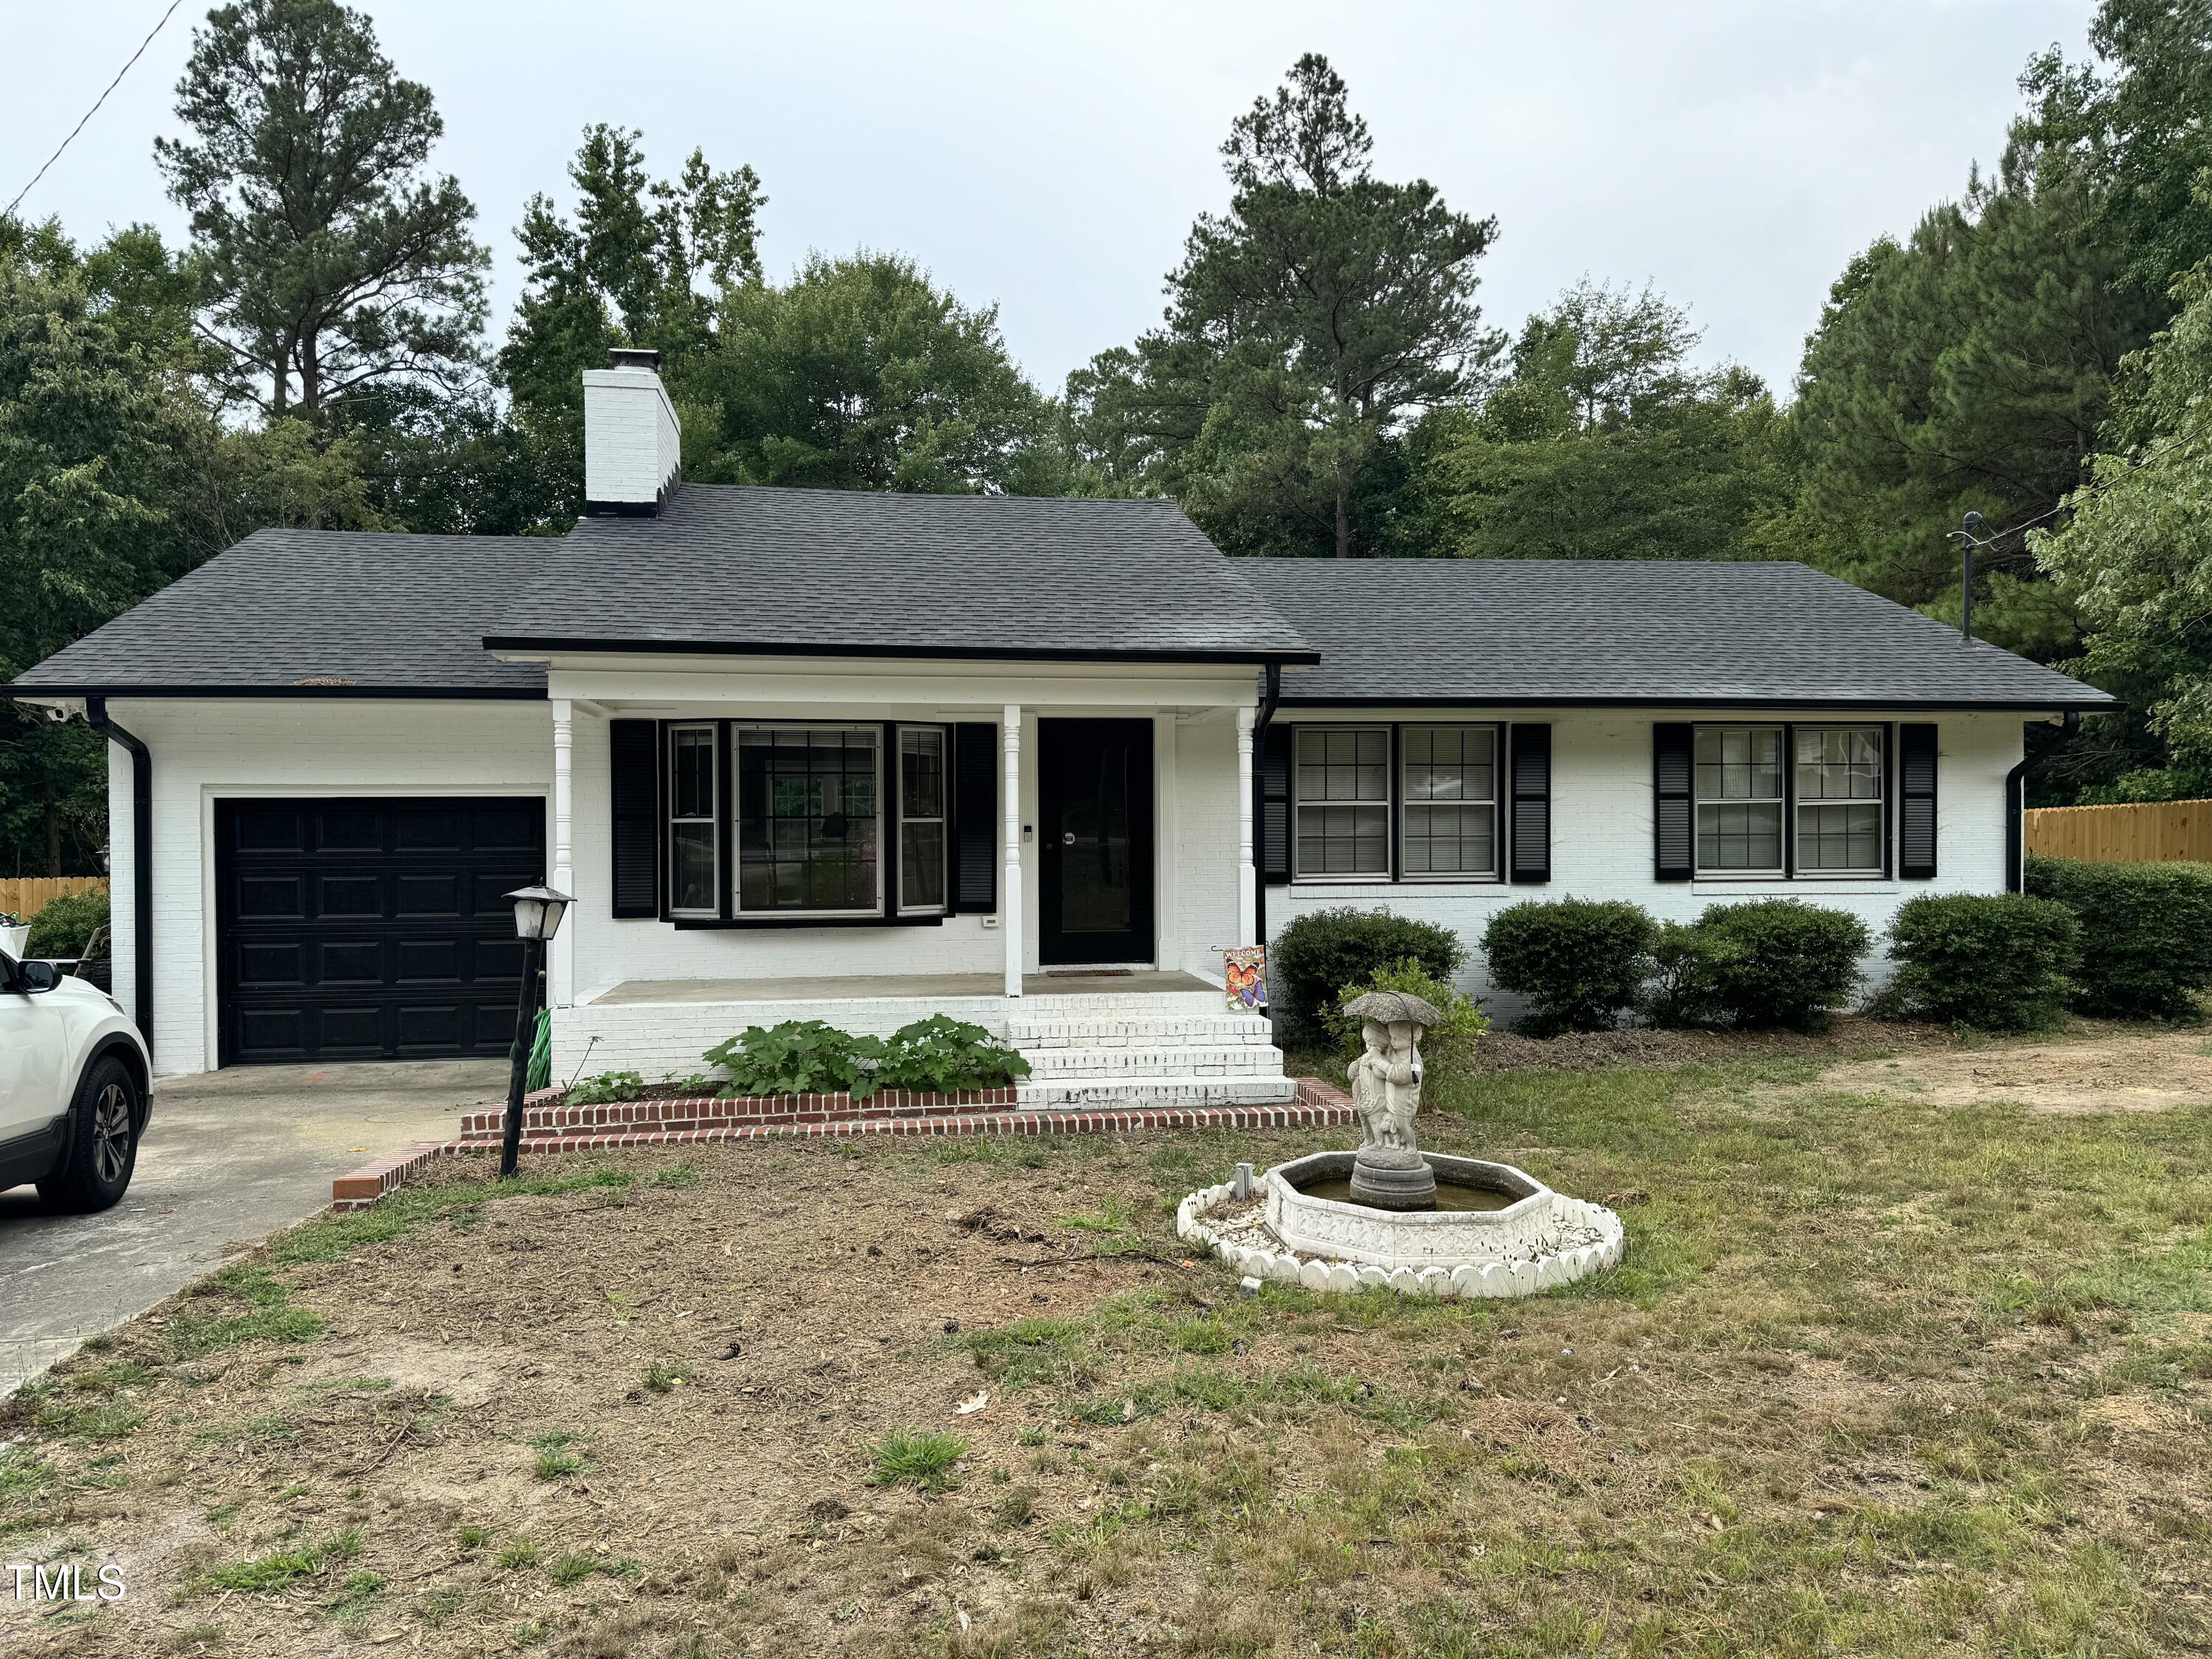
[1060,831,1077,846]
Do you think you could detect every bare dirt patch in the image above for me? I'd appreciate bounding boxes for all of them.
[1812,1026,2212,1113]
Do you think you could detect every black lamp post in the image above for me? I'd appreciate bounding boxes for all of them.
[500,883,571,1179]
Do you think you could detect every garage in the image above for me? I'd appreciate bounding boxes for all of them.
[215,797,546,1065]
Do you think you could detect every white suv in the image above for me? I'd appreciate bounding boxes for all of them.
[0,950,152,1211]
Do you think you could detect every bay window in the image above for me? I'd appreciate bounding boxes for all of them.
[657,720,953,922]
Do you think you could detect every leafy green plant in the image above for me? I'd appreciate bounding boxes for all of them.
[876,1015,1031,1093]
[2025,855,2212,1020]
[705,1020,887,1099]
[566,1070,646,1106]
[24,889,107,959]
[1320,958,1488,1068]
[1646,900,1869,1031]
[1481,897,1657,1034]
[1883,893,2081,1030]
[529,1431,589,1481]
[1270,908,1468,1041]
[866,1429,969,1493]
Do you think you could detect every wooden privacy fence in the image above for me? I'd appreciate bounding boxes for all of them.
[0,877,108,919]
[2023,800,2212,864]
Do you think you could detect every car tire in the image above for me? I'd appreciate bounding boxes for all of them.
[37,1054,142,1214]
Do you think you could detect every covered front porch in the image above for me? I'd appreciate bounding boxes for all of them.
[516,651,1286,1106]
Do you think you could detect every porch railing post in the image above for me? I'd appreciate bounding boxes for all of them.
[1004,705,1023,999]
[1236,704,1257,945]
[551,699,574,1010]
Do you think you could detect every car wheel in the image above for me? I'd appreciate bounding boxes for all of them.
[37,1054,142,1214]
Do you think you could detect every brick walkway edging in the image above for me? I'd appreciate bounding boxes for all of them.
[330,1077,1357,1211]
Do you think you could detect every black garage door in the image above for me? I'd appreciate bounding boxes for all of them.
[216,797,546,1064]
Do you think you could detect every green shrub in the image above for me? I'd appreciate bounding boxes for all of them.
[702,1016,1031,1100]
[1270,908,1467,1041]
[1319,959,1488,1071]
[566,1071,645,1106]
[705,1020,887,1099]
[1481,898,1656,1034]
[874,1015,1031,1093]
[1646,900,1870,1031]
[25,888,108,959]
[1884,892,2081,1030]
[2024,855,2212,1020]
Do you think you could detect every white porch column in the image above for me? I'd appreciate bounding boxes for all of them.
[551,699,575,1009]
[1003,706,1023,998]
[1236,705,1257,945]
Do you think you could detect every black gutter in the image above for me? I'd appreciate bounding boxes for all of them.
[1277,695,2118,713]
[482,636,1321,667]
[1,685,545,701]
[83,698,152,1060]
[1252,661,1281,950]
[2006,712,2080,892]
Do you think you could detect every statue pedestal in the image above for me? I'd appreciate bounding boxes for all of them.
[1348,1145,1438,1212]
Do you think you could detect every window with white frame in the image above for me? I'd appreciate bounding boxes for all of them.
[735,726,882,915]
[667,724,720,916]
[897,727,947,914]
[1694,726,1784,874]
[1399,725,1499,878]
[1295,726,1391,878]
[1795,726,1885,872]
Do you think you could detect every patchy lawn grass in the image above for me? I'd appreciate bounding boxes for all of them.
[2,1036,2210,1656]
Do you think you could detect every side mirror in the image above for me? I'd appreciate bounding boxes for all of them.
[11,959,61,994]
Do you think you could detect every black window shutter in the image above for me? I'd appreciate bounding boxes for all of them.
[1509,724,1551,883]
[1654,723,1694,882]
[609,720,661,918]
[951,723,998,912]
[1899,723,1938,879]
[1260,723,1293,883]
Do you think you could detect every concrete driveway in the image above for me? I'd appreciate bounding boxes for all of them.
[0,1060,505,1394]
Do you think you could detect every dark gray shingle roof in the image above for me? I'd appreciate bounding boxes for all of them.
[484,485,1318,663]
[12,529,549,695]
[1245,558,2113,709]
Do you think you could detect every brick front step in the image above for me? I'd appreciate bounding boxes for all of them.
[1006,1013,1276,1048]
[1019,1044,1285,1079]
[1018,1074,1299,1109]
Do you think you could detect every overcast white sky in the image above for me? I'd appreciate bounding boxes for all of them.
[7,0,2096,399]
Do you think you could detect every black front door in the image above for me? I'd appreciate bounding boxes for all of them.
[1039,719,1155,966]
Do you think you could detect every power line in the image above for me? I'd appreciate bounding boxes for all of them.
[4,0,186,222]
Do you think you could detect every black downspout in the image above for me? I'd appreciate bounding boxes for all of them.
[2006,712,2078,892]
[1252,661,1281,948]
[84,697,152,1060]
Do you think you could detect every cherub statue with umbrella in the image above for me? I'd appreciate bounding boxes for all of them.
[1342,989,1441,1211]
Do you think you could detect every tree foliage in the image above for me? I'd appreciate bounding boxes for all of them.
[1068,54,1500,557]
[157,0,489,418]
[1398,282,1790,561]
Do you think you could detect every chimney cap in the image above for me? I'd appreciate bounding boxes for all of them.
[608,347,663,372]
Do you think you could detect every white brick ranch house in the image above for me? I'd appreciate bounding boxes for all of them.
[8,351,2112,1102]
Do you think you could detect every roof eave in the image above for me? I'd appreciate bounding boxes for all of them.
[1276,693,2120,712]
[481,636,1323,667]
[0,683,548,700]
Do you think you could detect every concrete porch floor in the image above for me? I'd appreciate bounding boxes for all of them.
[589,969,1219,1006]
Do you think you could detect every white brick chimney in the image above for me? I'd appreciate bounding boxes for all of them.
[582,347,681,513]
